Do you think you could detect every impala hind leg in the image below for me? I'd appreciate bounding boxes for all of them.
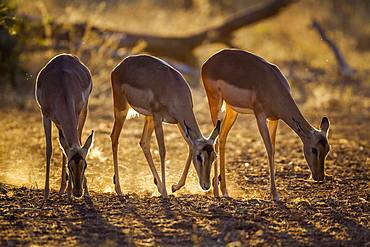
[256,113,279,202]
[218,105,238,197]
[172,124,192,193]
[139,116,163,195]
[42,115,52,201]
[153,115,168,198]
[110,107,128,195]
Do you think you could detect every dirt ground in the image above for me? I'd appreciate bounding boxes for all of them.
[0,86,369,246]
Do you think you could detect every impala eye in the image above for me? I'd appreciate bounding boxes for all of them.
[312,148,318,155]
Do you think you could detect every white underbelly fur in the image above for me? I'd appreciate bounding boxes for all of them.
[129,105,151,116]
[230,106,254,114]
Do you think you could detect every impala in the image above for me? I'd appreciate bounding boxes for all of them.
[110,54,221,198]
[35,54,94,201]
[201,49,330,201]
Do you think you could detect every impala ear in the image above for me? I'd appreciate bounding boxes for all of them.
[82,130,94,157]
[320,117,330,134]
[58,130,70,156]
[209,120,221,143]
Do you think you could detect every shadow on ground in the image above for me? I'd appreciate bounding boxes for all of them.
[1,179,369,246]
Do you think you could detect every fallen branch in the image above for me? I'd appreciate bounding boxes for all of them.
[21,0,293,65]
[311,19,355,79]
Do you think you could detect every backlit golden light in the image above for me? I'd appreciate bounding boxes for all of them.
[0,0,369,246]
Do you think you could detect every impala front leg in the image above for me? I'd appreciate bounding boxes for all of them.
[67,176,72,198]
[172,147,192,193]
[83,175,90,198]
[213,141,220,197]
[78,104,90,198]
[256,112,279,202]
[59,154,67,194]
[110,108,128,195]
[268,119,279,201]
[218,105,237,197]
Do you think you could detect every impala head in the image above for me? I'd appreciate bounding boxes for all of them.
[184,120,221,191]
[303,117,330,181]
[59,130,94,198]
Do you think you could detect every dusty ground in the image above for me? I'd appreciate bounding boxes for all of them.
[1,0,370,245]
[0,86,369,246]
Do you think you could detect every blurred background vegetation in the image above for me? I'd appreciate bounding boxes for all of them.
[0,0,369,110]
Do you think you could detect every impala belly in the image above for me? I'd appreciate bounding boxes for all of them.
[122,83,177,123]
[218,80,256,114]
[123,84,153,116]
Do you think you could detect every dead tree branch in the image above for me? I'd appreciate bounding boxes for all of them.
[311,19,355,79]
[22,0,293,66]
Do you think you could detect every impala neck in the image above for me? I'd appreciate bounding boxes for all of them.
[61,125,80,149]
[58,104,81,149]
[280,97,315,142]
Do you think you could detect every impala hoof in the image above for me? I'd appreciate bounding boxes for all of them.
[44,190,50,201]
[213,188,220,198]
[58,188,66,194]
[39,199,48,209]
[161,191,168,198]
[115,186,123,196]
[84,192,91,200]
[171,184,177,193]
[156,186,162,194]
[221,187,229,197]
[59,183,67,194]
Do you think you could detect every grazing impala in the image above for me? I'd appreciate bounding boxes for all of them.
[110,54,221,198]
[202,49,330,201]
[35,54,94,200]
